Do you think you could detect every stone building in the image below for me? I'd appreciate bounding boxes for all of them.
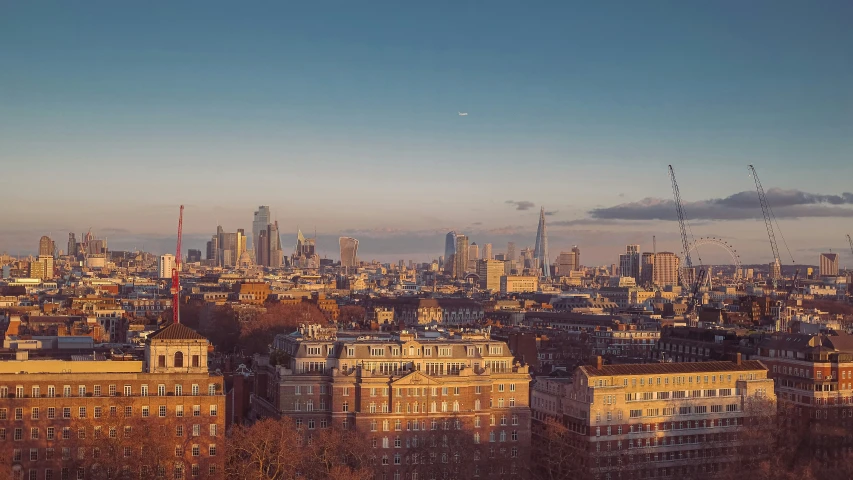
[252,324,532,478]
[533,357,775,479]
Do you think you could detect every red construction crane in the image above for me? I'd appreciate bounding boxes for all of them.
[171,205,184,324]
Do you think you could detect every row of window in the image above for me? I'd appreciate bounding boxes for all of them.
[350,345,503,358]
[0,404,217,421]
[590,373,756,389]
[1,423,218,441]
[0,384,217,398]
[10,466,217,480]
[9,444,217,463]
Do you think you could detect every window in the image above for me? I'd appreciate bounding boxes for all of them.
[177,405,184,417]
[193,405,200,417]
[175,385,183,396]
[78,386,86,397]
[158,385,166,396]
[176,426,184,437]
[191,384,199,396]
[210,424,217,437]
[31,408,39,420]
[142,406,149,418]
[209,405,217,416]
[160,406,167,417]
[63,408,71,419]
[94,385,101,397]
[124,385,131,396]
[79,407,87,418]
[342,402,349,412]
[208,445,216,456]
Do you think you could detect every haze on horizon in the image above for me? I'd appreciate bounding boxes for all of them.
[1,1,851,266]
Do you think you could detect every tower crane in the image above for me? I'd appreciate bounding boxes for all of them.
[171,205,184,324]
[668,165,705,313]
[748,165,797,330]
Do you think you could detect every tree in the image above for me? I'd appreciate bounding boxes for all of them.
[238,303,327,355]
[338,305,366,326]
[225,417,375,480]
[203,305,242,353]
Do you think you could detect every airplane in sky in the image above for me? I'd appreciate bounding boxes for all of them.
[458,112,468,116]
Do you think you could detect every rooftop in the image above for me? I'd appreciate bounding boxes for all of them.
[582,360,767,377]
[148,322,207,341]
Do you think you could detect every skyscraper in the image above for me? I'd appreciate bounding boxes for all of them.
[339,236,359,272]
[252,206,271,257]
[619,244,641,281]
[469,242,479,261]
[268,222,284,268]
[454,234,469,278]
[571,245,581,270]
[444,231,457,274]
[483,243,493,261]
[533,207,550,279]
[38,236,55,257]
[67,233,76,258]
[257,229,270,267]
[820,253,839,277]
[556,251,577,277]
[507,242,516,261]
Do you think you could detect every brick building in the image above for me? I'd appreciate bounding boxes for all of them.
[252,324,532,478]
[0,323,226,479]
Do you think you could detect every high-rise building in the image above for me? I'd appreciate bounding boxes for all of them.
[206,234,219,264]
[653,252,680,286]
[67,233,77,258]
[454,234,469,278]
[252,206,271,257]
[619,244,641,281]
[339,236,359,272]
[641,252,655,285]
[257,229,270,267]
[477,259,505,291]
[443,231,457,274]
[236,229,247,260]
[571,245,581,270]
[187,249,202,263]
[158,254,176,279]
[38,235,55,257]
[267,220,284,268]
[555,252,577,277]
[533,207,550,279]
[820,253,839,277]
[468,242,479,261]
[29,256,53,280]
[769,260,782,280]
[483,243,493,261]
[507,242,516,262]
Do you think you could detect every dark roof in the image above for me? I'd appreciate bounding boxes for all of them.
[583,360,766,377]
[149,322,207,341]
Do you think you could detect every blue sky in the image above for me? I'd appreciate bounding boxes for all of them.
[1,1,851,265]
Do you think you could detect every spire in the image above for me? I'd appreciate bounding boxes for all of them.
[534,206,550,279]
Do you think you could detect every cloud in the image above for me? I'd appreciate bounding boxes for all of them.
[588,188,853,221]
[544,210,558,216]
[505,200,535,211]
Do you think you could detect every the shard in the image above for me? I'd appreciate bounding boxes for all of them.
[533,207,550,279]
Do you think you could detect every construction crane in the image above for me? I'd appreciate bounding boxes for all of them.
[748,165,798,329]
[668,165,705,313]
[171,205,184,324]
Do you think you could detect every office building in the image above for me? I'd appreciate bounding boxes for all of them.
[454,235,469,279]
[477,259,505,291]
[253,325,532,479]
[555,252,578,277]
[187,249,202,263]
[548,358,775,479]
[769,260,781,280]
[533,208,550,279]
[654,252,680,287]
[500,275,539,294]
[0,323,226,479]
[571,246,581,270]
[267,223,283,268]
[641,253,655,285]
[483,243,492,261]
[507,242,516,262]
[819,253,839,277]
[159,254,176,279]
[444,231,457,275]
[205,235,219,264]
[252,206,271,257]
[340,236,360,272]
[619,245,641,282]
[67,233,76,259]
[256,230,270,267]
[38,236,55,257]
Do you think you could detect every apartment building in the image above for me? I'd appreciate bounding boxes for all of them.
[0,323,226,479]
[252,324,532,478]
[549,358,774,479]
[754,332,853,457]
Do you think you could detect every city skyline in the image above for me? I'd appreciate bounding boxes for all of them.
[1,2,851,265]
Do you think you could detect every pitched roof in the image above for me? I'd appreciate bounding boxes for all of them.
[583,360,766,377]
[149,322,207,341]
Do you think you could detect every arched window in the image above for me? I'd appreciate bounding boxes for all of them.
[174,351,184,368]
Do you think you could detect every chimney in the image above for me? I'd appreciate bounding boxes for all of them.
[736,353,742,365]
[595,356,603,370]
